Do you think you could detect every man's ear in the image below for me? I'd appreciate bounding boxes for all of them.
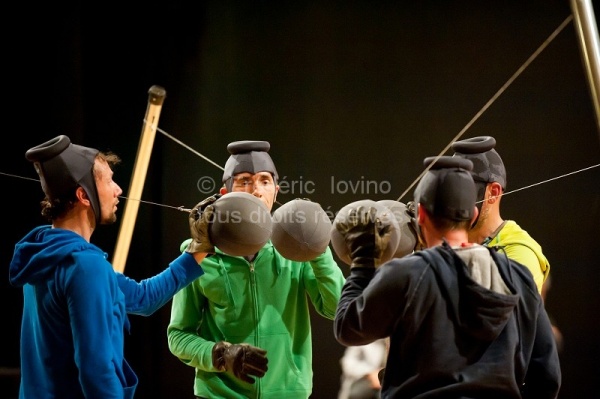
[219,186,228,195]
[470,206,479,227]
[76,187,89,204]
[488,182,503,203]
[417,203,427,225]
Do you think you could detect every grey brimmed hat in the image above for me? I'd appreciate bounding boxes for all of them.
[222,141,279,191]
[25,135,101,222]
[414,156,476,221]
[451,136,506,190]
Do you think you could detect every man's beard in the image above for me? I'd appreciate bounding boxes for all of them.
[100,211,118,225]
[469,205,490,243]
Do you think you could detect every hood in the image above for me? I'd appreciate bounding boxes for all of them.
[419,242,519,342]
[494,220,550,274]
[9,225,104,287]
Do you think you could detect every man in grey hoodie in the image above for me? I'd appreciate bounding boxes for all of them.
[333,156,561,398]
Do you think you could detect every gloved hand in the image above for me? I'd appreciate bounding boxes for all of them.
[335,205,393,268]
[212,341,268,384]
[405,201,425,251]
[185,194,221,254]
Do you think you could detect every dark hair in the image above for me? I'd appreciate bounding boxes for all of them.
[40,151,121,222]
[428,216,472,232]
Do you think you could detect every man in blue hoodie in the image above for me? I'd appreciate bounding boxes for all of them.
[9,135,213,399]
[333,156,561,398]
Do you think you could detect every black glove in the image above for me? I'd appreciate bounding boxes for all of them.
[335,205,393,268]
[212,341,268,384]
[405,201,425,251]
[185,194,221,254]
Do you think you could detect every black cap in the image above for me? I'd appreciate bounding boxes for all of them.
[451,136,507,189]
[25,135,101,222]
[222,141,279,190]
[414,156,476,221]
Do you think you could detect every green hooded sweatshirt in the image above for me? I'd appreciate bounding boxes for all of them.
[168,240,345,398]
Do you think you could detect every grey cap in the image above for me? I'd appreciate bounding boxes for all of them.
[25,135,101,222]
[414,156,476,221]
[451,136,507,190]
[222,141,279,190]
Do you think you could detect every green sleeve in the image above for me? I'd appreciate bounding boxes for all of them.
[167,280,217,371]
[304,246,345,319]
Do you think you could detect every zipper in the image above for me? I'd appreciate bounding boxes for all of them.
[248,259,261,398]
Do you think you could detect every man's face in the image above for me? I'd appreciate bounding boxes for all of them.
[230,171,278,211]
[94,159,123,224]
[468,182,492,241]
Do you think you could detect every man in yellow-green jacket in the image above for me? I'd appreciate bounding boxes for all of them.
[452,136,550,293]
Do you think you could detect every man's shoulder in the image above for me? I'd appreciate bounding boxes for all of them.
[490,249,540,294]
[498,220,541,246]
[383,251,436,274]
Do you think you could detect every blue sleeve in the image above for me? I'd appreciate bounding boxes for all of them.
[118,252,205,316]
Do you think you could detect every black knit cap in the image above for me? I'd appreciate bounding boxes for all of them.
[25,135,101,222]
[414,156,476,221]
[451,136,507,190]
[222,141,279,191]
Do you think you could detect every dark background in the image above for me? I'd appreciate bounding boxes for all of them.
[2,1,599,398]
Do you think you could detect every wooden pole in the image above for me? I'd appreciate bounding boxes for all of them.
[571,0,600,136]
[112,85,166,272]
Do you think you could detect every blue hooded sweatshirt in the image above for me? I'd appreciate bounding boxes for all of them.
[9,225,204,399]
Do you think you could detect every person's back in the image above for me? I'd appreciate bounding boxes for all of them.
[333,156,561,398]
[11,226,133,399]
[371,243,558,397]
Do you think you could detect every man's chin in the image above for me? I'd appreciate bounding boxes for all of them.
[100,215,118,225]
[264,201,274,212]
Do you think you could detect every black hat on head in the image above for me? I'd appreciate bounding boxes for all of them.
[414,156,476,221]
[25,135,101,222]
[222,141,279,191]
[451,136,507,190]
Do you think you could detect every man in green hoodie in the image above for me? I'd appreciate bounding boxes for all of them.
[167,140,345,399]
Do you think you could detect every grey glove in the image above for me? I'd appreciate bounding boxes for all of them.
[335,205,393,268]
[212,341,268,384]
[405,201,425,251]
[185,194,221,254]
